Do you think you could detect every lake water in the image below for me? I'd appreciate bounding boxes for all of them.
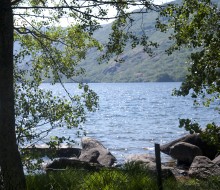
[41,82,220,163]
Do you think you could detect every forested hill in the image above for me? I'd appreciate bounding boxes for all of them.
[16,0,219,83]
[76,0,219,83]
[75,1,188,83]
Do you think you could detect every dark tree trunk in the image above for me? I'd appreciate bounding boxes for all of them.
[0,0,26,189]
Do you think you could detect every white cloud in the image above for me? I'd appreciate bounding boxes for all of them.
[153,0,173,4]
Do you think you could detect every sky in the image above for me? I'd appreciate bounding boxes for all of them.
[98,0,174,25]
[59,0,174,26]
[153,0,173,4]
[14,0,174,27]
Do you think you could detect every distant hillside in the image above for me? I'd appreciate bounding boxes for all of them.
[73,0,220,83]
[16,0,219,83]
[74,2,189,82]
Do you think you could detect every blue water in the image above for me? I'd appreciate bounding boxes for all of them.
[40,82,220,162]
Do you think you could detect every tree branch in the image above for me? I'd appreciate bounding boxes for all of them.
[11,0,23,6]
[12,1,162,11]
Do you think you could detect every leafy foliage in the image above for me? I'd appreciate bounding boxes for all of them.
[14,26,100,171]
[99,10,159,63]
[71,10,188,83]
[156,0,220,149]
[179,119,220,150]
[157,0,220,103]
[12,0,164,173]
[13,1,107,172]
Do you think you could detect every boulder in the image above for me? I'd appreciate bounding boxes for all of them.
[160,134,199,155]
[212,155,220,166]
[45,157,104,172]
[79,137,116,167]
[22,146,81,158]
[125,154,174,180]
[189,156,220,179]
[169,142,202,165]
[79,149,100,163]
[126,154,155,164]
[160,134,218,160]
[147,162,175,180]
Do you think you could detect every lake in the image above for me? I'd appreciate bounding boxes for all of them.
[40,82,220,163]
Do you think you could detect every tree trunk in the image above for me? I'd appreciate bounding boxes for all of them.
[0,0,26,189]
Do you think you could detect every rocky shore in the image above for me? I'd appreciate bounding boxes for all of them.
[26,135,220,180]
[160,133,220,179]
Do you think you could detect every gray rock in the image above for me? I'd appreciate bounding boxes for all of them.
[160,134,200,155]
[79,137,116,167]
[170,142,202,165]
[212,155,220,166]
[22,146,81,158]
[125,154,174,180]
[79,149,100,163]
[146,163,175,180]
[45,157,103,171]
[189,156,220,179]
[160,134,218,160]
[126,154,155,164]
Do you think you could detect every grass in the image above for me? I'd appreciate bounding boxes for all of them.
[26,163,220,190]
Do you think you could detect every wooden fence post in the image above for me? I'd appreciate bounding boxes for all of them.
[155,143,163,190]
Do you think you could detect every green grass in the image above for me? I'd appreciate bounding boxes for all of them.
[26,163,220,190]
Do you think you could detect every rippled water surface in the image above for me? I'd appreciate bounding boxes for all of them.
[41,83,220,162]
